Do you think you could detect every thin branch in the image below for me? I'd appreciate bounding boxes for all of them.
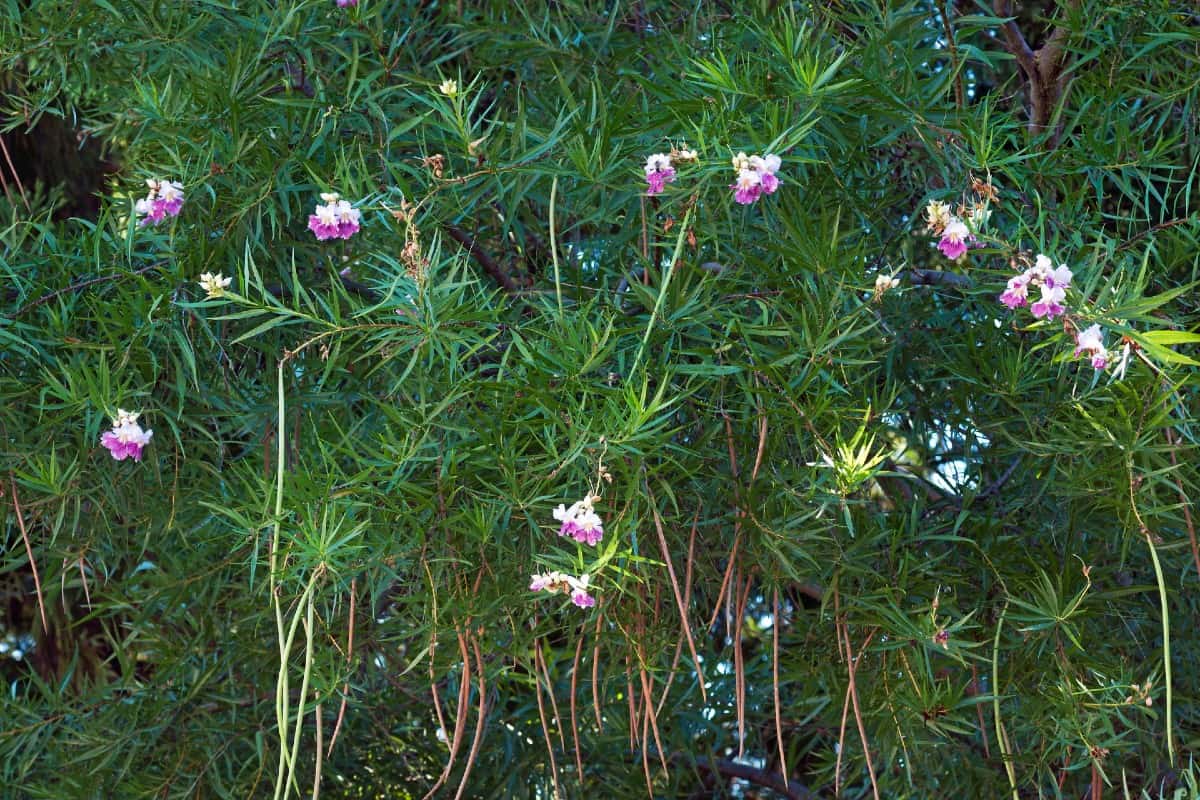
[936,0,965,109]
[591,609,604,730]
[570,636,585,778]
[326,578,356,758]
[772,588,789,785]
[647,487,707,704]
[1164,426,1200,581]
[532,635,562,800]
[656,751,818,800]
[977,456,1022,501]
[907,268,974,289]
[843,625,881,800]
[10,262,167,318]
[452,635,488,800]
[444,224,521,293]
[9,475,48,633]
[421,629,471,800]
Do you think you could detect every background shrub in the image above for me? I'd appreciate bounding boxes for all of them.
[1,1,1198,797]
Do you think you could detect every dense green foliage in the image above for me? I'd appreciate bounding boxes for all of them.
[2,1,1199,797]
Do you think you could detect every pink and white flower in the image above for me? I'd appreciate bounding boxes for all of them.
[749,154,782,194]
[529,571,595,608]
[1073,324,1108,369]
[644,153,676,195]
[553,495,604,546]
[1028,257,1072,319]
[100,409,153,462]
[135,179,185,226]
[1030,282,1066,320]
[308,192,362,241]
[999,254,1073,319]
[937,218,970,260]
[999,273,1031,309]
[336,0,357,7]
[731,168,762,205]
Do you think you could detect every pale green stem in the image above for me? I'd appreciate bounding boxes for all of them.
[630,206,694,377]
[271,362,289,799]
[1145,532,1174,766]
[992,602,1018,800]
[275,572,321,800]
[286,586,318,800]
[550,175,563,318]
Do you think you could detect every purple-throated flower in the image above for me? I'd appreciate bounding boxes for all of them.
[100,409,153,462]
[937,218,970,260]
[135,179,184,226]
[1074,324,1108,369]
[530,571,595,608]
[553,495,604,546]
[644,153,676,195]
[731,168,762,205]
[750,154,782,194]
[308,192,362,241]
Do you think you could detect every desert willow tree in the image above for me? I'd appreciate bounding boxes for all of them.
[0,1,1197,798]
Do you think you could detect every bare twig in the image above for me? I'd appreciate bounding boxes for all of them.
[444,224,521,293]
[312,698,323,800]
[452,635,488,800]
[9,475,48,633]
[570,636,585,777]
[647,487,707,703]
[421,630,471,800]
[655,511,700,718]
[592,609,604,730]
[1164,426,1200,581]
[637,662,670,776]
[843,624,881,800]
[326,578,356,757]
[936,0,965,109]
[0,134,29,211]
[536,639,567,752]
[734,572,753,759]
[532,636,562,799]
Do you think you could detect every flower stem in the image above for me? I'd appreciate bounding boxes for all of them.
[630,205,693,376]
[550,175,563,318]
[1145,530,1174,766]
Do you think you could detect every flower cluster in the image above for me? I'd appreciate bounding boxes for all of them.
[135,179,184,226]
[198,272,232,299]
[100,409,154,462]
[553,495,604,546]
[999,254,1073,320]
[873,272,901,301]
[730,152,781,205]
[308,192,362,241]
[529,571,595,608]
[644,153,677,195]
[531,490,606,610]
[998,254,1113,371]
[923,200,983,260]
[922,178,996,261]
